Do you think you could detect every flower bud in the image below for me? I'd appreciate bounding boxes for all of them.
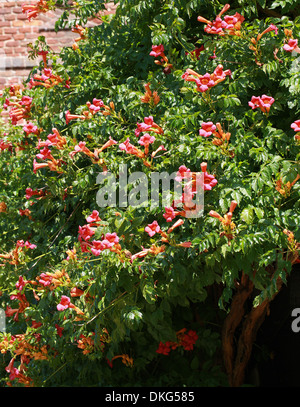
[229,200,237,213]
[200,162,207,172]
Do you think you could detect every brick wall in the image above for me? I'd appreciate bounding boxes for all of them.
[0,0,117,90]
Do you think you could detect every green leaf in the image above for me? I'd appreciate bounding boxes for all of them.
[121,306,143,330]
[142,282,157,304]
[241,208,254,224]
[254,207,264,219]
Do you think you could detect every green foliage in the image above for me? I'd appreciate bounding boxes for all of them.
[0,0,299,387]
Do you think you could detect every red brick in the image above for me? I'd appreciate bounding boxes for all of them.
[18,27,32,33]
[12,8,23,14]
[4,2,16,8]
[13,47,26,54]
[46,38,62,45]
[28,20,43,26]
[14,34,25,40]
[0,8,12,14]
[3,48,13,55]
[0,70,14,77]
[16,13,28,20]
[16,69,32,76]
[12,20,25,27]
[5,40,20,47]
[4,28,16,34]
[0,35,11,41]
[25,33,41,39]
[5,15,16,21]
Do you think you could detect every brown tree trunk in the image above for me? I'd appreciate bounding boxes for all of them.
[231,298,270,386]
[231,277,283,387]
[222,272,283,387]
[221,273,254,386]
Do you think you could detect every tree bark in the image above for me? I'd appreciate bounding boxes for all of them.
[231,277,283,387]
[231,298,270,386]
[222,270,283,387]
[221,273,254,386]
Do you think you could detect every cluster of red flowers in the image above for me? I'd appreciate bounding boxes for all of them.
[19,208,33,220]
[209,200,238,243]
[248,94,275,113]
[77,210,121,258]
[33,269,71,291]
[76,333,96,354]
[3,94,33,125]
[275,174,300,198]
[65,98,115,125]
[0,239,36,267]
[23,121,39,135]
[1,326,56,386]
[119,115,165,167]
[174,161,217,199]
[283,38,300,53]
[87,98,115,117]
[76,328,111,356]
[22,0,50,21]
[5,293,29,323]
[33,151,63,174]
[141,162,217,255]
[141,83,160,106]
[200,121,234,157]
[71,24,87,50]
[29,66,69,89]
[182,64,231,93]
[27,49,71,89]
[156,328,198,355]
[25,187,47,201]
[0,136,13,152]
[149,44,173,74]
[197,3,244,37]
[135,115,164,137]
[68,138,115,173]
[0,201,7,213]
[37,127,67,150]
[119,138,146,159]
[56,295,84,316]
[172,162,217,218]
[32,127,70,174]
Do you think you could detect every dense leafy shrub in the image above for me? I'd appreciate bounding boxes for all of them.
[0,0,299,387]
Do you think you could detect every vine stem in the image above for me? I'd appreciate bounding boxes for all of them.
[42,361,68,386]
[27,200,82,273]
[79,283,140,327]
